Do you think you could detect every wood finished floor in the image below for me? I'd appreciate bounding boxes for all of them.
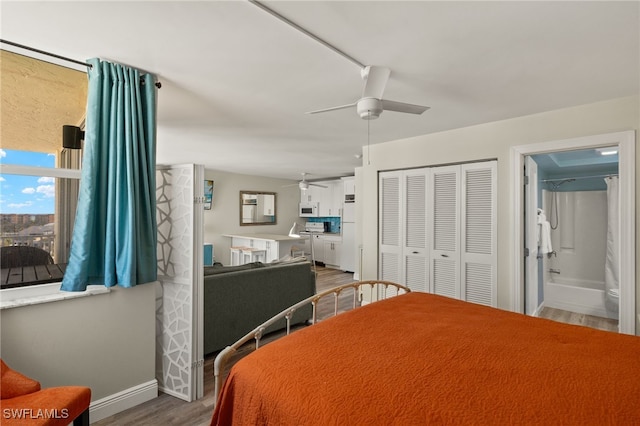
[537,306,619,332]
[93,265,356,426]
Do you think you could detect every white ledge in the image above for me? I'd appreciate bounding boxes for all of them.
[0,282,111,310]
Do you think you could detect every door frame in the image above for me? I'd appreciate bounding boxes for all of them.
[524,156,539,316]
[511,131,635,334]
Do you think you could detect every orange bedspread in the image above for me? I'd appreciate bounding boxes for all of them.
[211,292,640,425]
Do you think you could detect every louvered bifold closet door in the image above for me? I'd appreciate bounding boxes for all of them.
[379,172,402,283]
[461,161,497,307]
[403,171,429,292]
[430,166,461,299]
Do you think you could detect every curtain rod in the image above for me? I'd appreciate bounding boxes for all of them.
[542,173,618,182]
[1,39,93,68]
[1,39,161,88]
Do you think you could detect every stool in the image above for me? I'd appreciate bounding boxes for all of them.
[241,248,266,264]
[290,245,305,258]
[229,246,247,266]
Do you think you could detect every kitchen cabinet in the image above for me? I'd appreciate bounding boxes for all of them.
[329,181,343,217]
[308,234,341,267]
[323,237,342,267]
[301,180,342,217]
[343,176,355,196]
[263,194,275,216]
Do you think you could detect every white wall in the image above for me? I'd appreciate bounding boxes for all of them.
[0,283,156,401]
[545,190,608,283]
[359,96,639,329]
[203,170,300,265]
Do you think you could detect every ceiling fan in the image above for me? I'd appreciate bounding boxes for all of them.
[286,173,328,191]
[306,65,430,120]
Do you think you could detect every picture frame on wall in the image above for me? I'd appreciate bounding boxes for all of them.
[204,180,214,210]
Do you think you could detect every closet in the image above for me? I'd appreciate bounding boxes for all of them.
[379,161,497,306]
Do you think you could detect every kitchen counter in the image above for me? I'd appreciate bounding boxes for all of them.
[223,233,301,242]
[224,234,305,265]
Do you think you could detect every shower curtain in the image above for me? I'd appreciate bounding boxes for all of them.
[604,176,619,313]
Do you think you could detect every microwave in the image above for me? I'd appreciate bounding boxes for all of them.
[299,202,319,217]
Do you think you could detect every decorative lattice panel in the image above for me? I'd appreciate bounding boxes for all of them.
[155,165,194,401]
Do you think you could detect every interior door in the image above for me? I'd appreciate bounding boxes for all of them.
[524,156,539,315]
[403,169,429,292]
[379,172,402,283]
[430,165,461,298]
[460,161,497,306]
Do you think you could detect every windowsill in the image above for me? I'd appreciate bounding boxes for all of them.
[0,282,110,310]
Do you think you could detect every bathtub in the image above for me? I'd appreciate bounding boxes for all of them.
[544,276,616,320]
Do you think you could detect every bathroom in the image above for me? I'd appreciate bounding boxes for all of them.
[529,146,619,328]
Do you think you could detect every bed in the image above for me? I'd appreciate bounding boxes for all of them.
[211,282,640,425]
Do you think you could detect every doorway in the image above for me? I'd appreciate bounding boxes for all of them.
[511,131,635,335]
[526,148,619,331]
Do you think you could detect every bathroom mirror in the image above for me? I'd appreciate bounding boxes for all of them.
[240,191,277,226]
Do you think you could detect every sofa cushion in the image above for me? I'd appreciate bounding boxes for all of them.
[268,255,308,265]
[204,262,265,276]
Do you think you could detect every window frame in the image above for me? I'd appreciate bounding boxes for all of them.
[0,162,110,308]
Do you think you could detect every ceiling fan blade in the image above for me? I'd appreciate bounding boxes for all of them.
[381,99,430,115]
[361,66,390,99]
[309,183,328,188]
[305,102,356,115]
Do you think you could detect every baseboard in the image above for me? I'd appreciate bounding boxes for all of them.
[532,301,545,317]
[90,379,158,423]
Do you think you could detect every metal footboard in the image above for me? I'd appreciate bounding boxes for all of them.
[213,280,410,402]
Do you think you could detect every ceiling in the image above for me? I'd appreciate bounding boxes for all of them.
[1,1,638,181]
[1,50,87,155]
[532,147,619,179]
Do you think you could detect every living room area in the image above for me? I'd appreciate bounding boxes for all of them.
[2,1,638,423]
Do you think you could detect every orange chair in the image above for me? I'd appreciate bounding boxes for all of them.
[0,359,91,425]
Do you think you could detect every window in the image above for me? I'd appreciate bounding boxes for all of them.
[0,49,87,290]
[1,149,81,289]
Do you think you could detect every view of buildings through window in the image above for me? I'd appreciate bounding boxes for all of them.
[1,149,57,250]
[1,149,80,288]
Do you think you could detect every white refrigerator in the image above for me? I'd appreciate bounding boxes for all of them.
[340,201,356,272]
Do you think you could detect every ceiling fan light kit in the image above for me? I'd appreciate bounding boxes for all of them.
[306,65,430,120]
[357,98,383,120]
[284,173,329,191]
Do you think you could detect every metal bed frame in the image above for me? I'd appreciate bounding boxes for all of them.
[213,280,411,402]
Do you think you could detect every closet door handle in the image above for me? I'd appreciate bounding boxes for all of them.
[441,254,449,258]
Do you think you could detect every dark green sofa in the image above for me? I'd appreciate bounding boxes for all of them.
[203,260,316,355]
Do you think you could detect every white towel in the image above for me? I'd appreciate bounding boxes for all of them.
[536,210,546,245]
[538,218,553,254]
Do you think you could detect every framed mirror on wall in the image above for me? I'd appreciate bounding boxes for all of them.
[240,191,277,226]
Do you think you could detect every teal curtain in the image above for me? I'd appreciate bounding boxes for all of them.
[61,58,157,292]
